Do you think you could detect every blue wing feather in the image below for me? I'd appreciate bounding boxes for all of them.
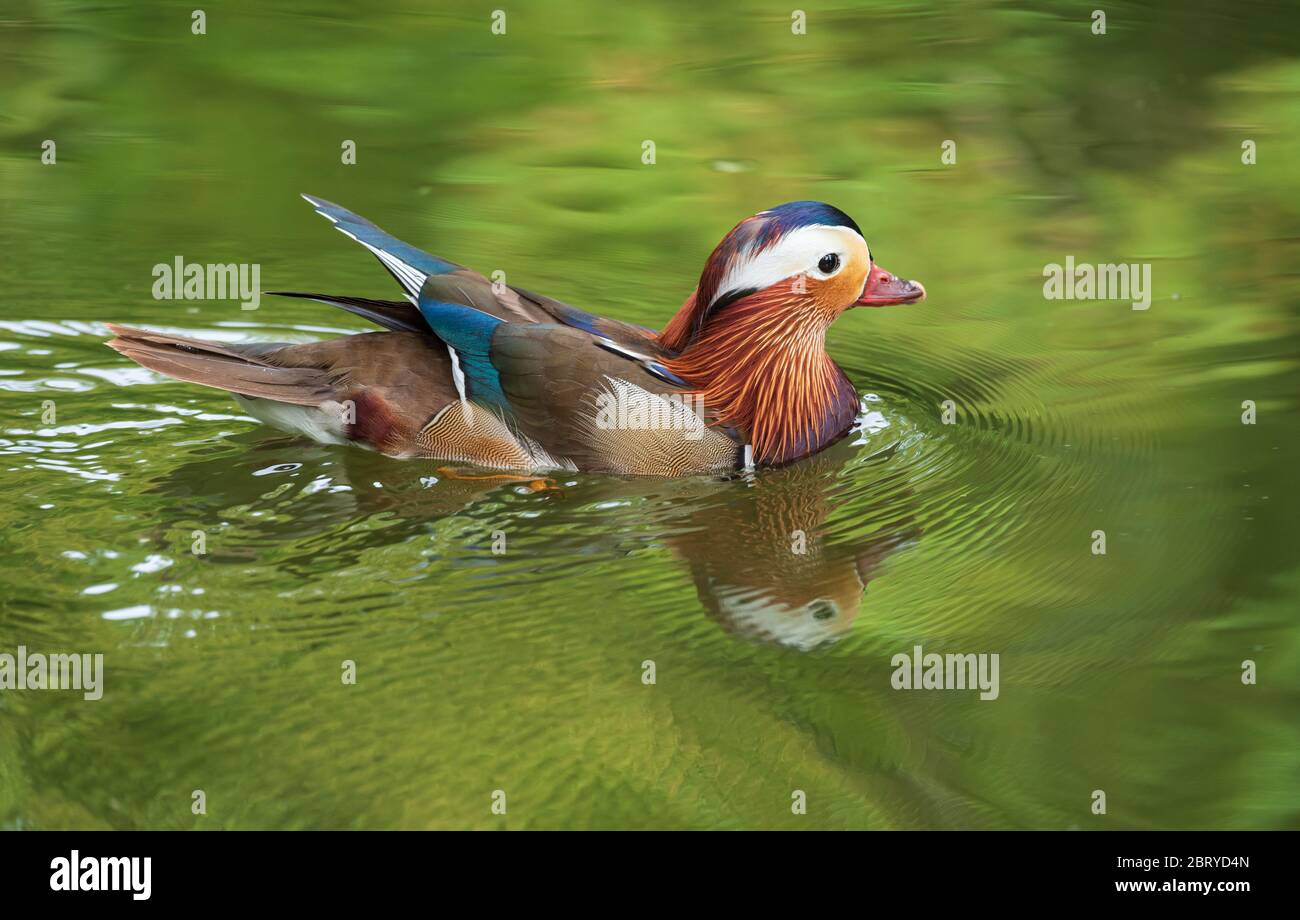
[417,297,511,411]
[302,194,458,298]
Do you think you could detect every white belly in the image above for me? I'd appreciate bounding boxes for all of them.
[232,395,352,446]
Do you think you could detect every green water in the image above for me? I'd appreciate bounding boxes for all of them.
[1,0,1298,829]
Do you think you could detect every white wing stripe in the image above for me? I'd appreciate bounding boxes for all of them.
[332,228,429,298]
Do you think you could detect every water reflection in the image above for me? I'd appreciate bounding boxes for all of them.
[668,458,919,650]
[145,432,918,649]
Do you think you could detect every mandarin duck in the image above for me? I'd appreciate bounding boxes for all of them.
[107,195,924,476]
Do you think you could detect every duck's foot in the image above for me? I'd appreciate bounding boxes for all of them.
[435,466,561,493]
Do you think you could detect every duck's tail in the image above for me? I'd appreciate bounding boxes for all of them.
[104,324,334,406]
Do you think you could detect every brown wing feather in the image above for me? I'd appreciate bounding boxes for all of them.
[490,325,740,475]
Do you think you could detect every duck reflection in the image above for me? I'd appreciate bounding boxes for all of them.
[665,450,919,649]
[148,434,918,649]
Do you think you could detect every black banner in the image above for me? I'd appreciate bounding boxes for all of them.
[0,829,1281,907]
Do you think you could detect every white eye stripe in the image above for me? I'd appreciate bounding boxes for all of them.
[713,224,866,306]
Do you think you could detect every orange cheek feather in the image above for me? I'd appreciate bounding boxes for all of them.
[810,249,871,314]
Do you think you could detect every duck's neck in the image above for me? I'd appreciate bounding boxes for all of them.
[661,289,858,465]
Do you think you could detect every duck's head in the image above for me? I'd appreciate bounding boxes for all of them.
[660,201,925,352]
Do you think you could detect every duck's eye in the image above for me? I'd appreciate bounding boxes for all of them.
[809,600,837,621]
[818,253,840,274]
